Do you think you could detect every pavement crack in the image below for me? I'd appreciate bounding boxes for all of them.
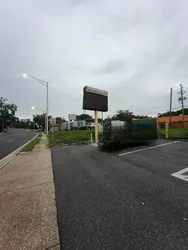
[44,242,60,250]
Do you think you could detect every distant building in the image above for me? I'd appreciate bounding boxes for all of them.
[157,115,188,128]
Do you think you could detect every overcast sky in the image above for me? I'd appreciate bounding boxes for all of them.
[0,0,188,119]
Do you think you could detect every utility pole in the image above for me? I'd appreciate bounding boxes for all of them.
[178,84,186,128]
[169,87,172,127]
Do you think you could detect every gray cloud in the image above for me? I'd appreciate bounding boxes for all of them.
[94,59,125,74]
[171,46,188,80]
[0,0,188,119]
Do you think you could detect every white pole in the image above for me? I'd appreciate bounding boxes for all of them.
[46,82,49,135]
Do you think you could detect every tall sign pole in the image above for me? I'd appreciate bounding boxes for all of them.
[95,110,98,143]
[46,82,49,135]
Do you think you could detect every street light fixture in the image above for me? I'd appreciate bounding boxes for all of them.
[23,73,49,135]
[31,106,52,116]
[31,106,45,113]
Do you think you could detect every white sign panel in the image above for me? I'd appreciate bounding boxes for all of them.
[68,114,77,120]
[85,86,108,97]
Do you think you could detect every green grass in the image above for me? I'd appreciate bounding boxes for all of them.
[48,130,95,147]
[21,135,41,152]
[158,128,188,139]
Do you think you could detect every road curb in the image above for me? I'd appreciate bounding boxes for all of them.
[0,134,38,170]
[50,141,91,149]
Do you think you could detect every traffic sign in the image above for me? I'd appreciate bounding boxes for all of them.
[50,118,56,126]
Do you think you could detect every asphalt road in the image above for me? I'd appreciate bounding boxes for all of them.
[0,129,37,160]
[51,141,188,250]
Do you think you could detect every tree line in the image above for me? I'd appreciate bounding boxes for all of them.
[2,94,185,132]
[75,111,151,123]
[0,97,18,131]
[158,108,188,117]
[108,110,152,121]
[21,108,188,129]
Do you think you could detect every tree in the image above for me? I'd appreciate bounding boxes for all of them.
[112,110,133,121]
[105,110,152,122]
[158,108,188,117]
[0,97,17,131]
[76,114,93,121]
[55,117,66,124]
[32,114,65,129]
[33,113,46,128]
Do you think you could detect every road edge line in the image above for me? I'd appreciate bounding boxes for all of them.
[0,134,38,170]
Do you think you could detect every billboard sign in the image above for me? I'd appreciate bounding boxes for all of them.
[83,86,108,112]
[68,114,77,120]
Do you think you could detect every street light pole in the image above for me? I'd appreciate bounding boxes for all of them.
[46,82,49,136]
[23,73,49,135]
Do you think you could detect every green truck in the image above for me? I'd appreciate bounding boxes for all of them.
[99,118,158,147]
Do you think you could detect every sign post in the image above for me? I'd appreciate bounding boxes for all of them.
[90,132,93,143]
[95,110,98,143]
[50,118,56,143]
[165,122,169,139]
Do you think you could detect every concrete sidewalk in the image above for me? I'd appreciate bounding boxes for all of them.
[0,135,60,250]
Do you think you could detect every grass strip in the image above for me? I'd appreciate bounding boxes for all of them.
[48,130,95,147]
[158,128,188,139]
[21,136,41,152]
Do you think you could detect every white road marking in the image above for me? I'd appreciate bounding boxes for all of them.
[119,141,180,156]
[8,139,14,143]
[171,167,188,182]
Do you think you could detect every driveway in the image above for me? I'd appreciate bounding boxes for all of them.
[51,141,188,250]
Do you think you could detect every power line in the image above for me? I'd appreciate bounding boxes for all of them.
[124,94,169,109]
[133,106,183,116]
[115,87,187,116]
[172,89,179,94]
[131,101,179,112]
